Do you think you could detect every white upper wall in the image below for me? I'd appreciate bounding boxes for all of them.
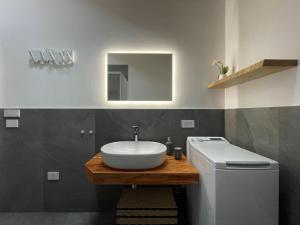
[225,0,300,109]
[0,0,225,109]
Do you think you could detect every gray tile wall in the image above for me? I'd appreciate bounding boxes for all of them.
[95,109,225,151]
[0,110,98,211]
[0,109,224,212]
[0,212,114,225]
[225,107,300,225]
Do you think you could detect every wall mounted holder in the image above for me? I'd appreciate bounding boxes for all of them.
[29,49,75,66]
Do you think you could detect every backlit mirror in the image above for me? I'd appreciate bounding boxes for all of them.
[107,53,173,101]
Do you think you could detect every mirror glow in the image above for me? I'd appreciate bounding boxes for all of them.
[106,53,173,102]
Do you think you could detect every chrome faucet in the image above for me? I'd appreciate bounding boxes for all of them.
[131,125,140,142]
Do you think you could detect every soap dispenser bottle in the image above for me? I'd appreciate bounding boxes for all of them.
[165,137,174,156]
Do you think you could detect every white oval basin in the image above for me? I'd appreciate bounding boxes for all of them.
[101,141,167,170]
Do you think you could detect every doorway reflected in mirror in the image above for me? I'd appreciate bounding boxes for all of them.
[107,53,173,101]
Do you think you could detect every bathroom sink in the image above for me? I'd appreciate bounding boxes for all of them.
[101,141,167,170]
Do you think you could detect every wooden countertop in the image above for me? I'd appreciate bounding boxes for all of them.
[84,153,199,185]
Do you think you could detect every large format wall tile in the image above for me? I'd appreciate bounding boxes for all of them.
[0,109,224,212]
[0,212,115,225]
[278,107,300,225]
[94,109,224,211]
[95,109,224,212]
[225,107,300,225]
[40,110,98,211]
[0,110,98,211]
[225,108,279,160]
[0,109,44,211]
[95,109,224,150]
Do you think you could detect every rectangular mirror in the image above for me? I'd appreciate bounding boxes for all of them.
[107,53,173,101]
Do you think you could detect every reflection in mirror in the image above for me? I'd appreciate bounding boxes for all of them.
[107,53,172,101]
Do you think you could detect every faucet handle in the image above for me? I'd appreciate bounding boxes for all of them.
[131,125,140,132]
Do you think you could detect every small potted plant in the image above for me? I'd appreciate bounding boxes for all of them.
[212,60,229,80]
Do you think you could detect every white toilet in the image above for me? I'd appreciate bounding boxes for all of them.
[186,137,279,225]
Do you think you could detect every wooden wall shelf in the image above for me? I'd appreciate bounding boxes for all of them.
[208,59,298,89]
[84,153,199,185]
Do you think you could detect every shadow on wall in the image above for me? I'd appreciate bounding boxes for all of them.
[228,68,299,108]
[93,0,199,33]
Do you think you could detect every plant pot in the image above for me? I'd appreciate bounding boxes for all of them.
[218,74,225,80]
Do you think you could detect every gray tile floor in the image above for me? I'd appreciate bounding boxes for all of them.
[0,212,115,225]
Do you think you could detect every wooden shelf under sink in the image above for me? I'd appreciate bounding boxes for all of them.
[208,59,298,89]
[84,153,199,185]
